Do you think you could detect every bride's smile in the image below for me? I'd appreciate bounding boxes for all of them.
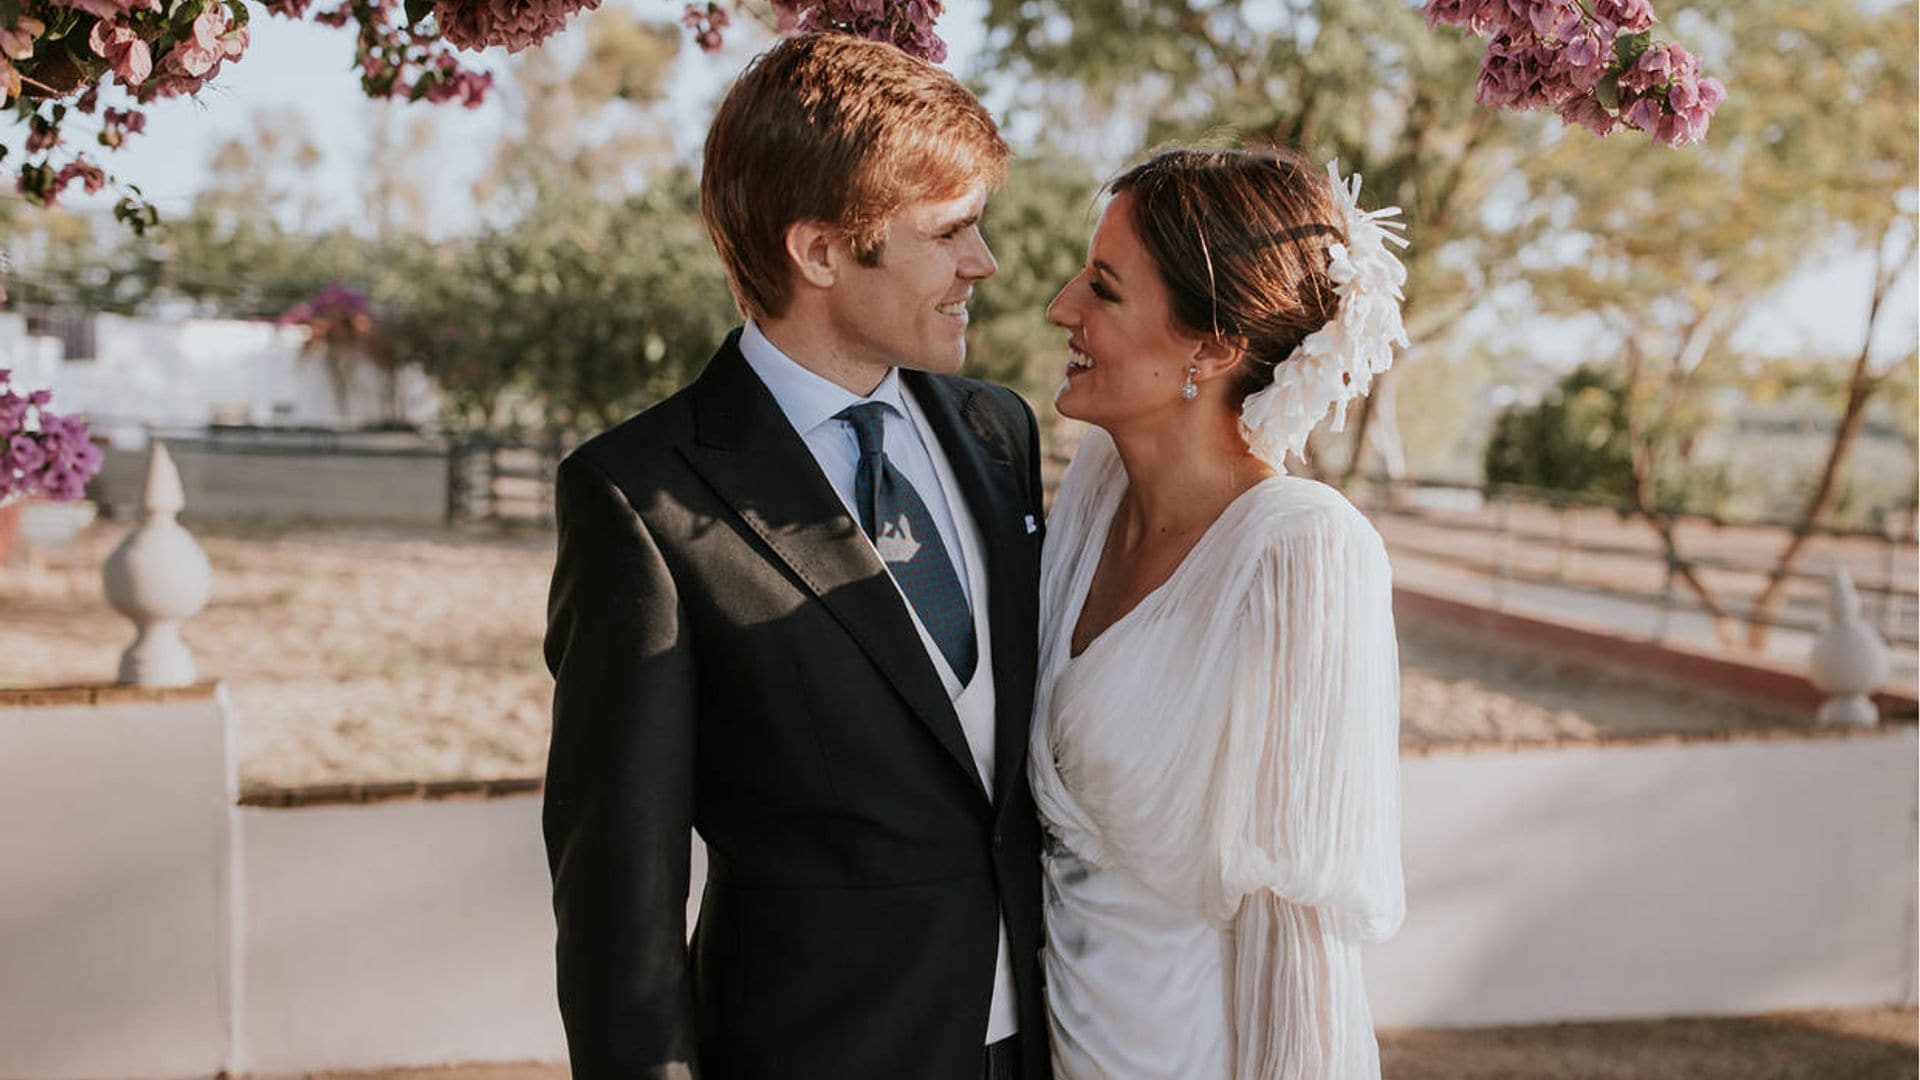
[1046,191,1218,427]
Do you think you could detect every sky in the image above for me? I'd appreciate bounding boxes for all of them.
[20,0,1918,371]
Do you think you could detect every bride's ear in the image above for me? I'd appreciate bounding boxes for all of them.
[1190,334,1247,384]
[784,220,841,289]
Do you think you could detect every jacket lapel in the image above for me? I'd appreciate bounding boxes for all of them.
[903,372,1036,812]
[679,337,986,802]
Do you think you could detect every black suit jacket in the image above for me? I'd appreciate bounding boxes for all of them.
[543,330,1050,1080]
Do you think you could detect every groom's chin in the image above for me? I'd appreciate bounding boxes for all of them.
[900,343,969,376]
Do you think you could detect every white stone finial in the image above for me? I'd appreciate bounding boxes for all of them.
[1808,565,1889,727]
[101,440,212,687]
[142,440,185,515]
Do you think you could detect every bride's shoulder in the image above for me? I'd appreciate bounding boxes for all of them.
[1238,475,1387,552]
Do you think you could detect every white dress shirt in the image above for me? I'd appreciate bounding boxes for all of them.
[738,319,1019,1043]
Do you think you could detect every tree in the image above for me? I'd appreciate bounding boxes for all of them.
[1512,0,1918,645]
[1484,365,1635,499]
[422,170,736,437]
[969,155,1099,405]
[977,0,1547,482]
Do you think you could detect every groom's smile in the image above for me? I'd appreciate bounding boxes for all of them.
[829,182,998,379]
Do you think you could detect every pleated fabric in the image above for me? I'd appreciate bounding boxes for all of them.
[1030,427,1404,1080]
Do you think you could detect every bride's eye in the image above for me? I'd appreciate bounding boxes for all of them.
[1090,279,1119,303]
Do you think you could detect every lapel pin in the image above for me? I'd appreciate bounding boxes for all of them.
[1024,514,1038,535]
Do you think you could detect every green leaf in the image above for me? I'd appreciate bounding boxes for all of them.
[403,0,434,27]
[1595,73,1619,111]
[1614,30,1651,65]
[0,0,21,32]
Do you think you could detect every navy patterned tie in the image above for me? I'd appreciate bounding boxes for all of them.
[838,402,977,684]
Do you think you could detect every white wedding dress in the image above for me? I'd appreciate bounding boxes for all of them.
[1030,428,1405,1079]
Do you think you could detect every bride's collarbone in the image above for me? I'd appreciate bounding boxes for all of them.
[1070,524,1207,656]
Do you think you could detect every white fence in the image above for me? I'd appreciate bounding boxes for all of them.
[0,687,1913,1078]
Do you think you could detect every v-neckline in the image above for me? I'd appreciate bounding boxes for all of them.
[1064,477,1281,663]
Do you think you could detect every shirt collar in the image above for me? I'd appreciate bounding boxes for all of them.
[739,319,906,437]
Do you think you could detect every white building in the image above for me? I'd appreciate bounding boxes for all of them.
[0,310,440,446]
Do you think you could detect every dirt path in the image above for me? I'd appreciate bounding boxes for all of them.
[3,522,1811,788]
[273,1009,1918,1079]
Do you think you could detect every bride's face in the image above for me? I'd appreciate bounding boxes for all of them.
[1046,192,1206,427]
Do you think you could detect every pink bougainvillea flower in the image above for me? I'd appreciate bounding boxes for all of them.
[166,8,231,78]
[0,16,45,61]
[1620,41,1676,92]
[1527,0,1581,41]
[1622,92,1664,132]
[681,2,729,53]
[1423,0,1720,146]
[88,19,153,87]
[8,433,46,473]
[1556,92,1619,136]
[1593,0,1655,33]
[1552,25,1609,92]
[433,0,601,54]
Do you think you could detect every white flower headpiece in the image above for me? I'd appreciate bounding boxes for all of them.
[1238,160,1409,468]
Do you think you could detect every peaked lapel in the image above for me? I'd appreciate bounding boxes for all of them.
[903,371,1036,815]
[678,336,986,804]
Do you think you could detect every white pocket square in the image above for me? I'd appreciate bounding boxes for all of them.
[1024,514,1038,535]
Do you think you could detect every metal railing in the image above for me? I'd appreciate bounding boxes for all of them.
[1367,479,1919,648]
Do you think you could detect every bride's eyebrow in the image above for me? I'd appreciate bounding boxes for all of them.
[1092,259,1123,284]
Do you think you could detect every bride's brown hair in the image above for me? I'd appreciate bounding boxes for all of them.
[1108,145,1346,403]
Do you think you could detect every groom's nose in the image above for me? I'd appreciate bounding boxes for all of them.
[958,228,997,280]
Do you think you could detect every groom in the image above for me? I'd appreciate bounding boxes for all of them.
[542,32,1049,1080]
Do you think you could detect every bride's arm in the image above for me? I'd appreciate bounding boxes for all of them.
[1216,500,1404,1078]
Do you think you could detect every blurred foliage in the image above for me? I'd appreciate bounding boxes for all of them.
[1483,363,1730,512]
[979,0,1546,394]
[410,171,735,437]
[0,0,1912,520]
[1513,0,1917,355]
[967,156,1100,404]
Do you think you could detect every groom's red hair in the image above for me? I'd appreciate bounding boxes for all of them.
[701,32,1009,321]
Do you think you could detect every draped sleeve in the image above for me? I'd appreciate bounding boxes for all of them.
[1216,493,1404,1079]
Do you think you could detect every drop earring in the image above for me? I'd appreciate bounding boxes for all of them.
[1180,365,1198,401]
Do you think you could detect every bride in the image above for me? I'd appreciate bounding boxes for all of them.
[1030,145,1408,1079]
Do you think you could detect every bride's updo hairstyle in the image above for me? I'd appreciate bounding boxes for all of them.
[1108,145,1346,403]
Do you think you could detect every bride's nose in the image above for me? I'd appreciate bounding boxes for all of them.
[1045,282,1078,329]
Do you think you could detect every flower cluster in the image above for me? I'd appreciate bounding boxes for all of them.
[681,2,731,53]
[433,0,600,54]
[678,0,948,63]
[278,282,375,339]
[0,371,102,504]
[1423,0,1724,147]
[773,0,946,62]
[0,0,506,237]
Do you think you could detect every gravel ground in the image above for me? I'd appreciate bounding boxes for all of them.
[2,521,1811,788]
[1377,1007,1918,1079]
[274,1009,1918,1079]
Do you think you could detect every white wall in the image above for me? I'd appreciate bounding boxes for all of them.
[1367,729,1919,1027]
[0,690,234,1080]
[235,797,565,1074]
[0,686,1912,1078]
[0,312,439,439]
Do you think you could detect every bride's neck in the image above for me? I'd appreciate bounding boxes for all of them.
[1105,409,1271,539]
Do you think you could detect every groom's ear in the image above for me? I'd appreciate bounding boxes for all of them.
[783,220,842,290]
